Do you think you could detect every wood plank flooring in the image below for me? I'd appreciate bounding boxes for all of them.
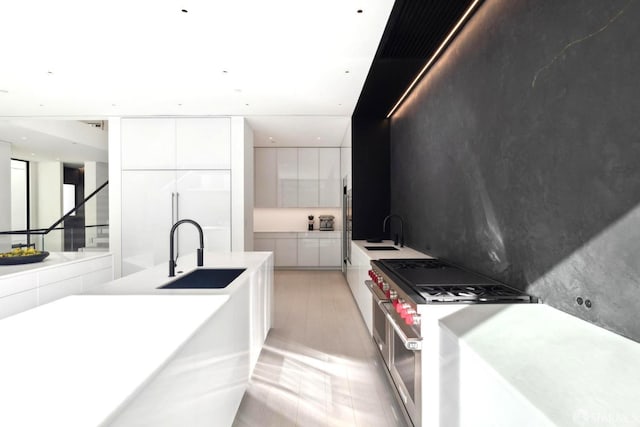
[233,270,409,427]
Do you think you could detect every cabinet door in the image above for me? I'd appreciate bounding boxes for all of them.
[275,238,297,267]
[176,118,231,170]
[254,148,277,207]
[0,290,37,320]
[121,170,175,276]
[297,148,319,207]
[253,238,276,253]
[319,238,341,267]
[121,119,176,170]
[176,170,231,254]
[277,148,298,207]
[297,238,319,267]
[319,148,341,207]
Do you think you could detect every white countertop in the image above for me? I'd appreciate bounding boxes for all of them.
[0,251,111,279]
[352,239,433,259]
[0,294,229,427]
[439,303,640,426]
[87,251,271,295]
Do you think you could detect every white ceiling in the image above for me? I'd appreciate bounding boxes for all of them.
[0,0,394,155]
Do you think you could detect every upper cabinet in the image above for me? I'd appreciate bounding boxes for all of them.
[277,148,298,208]
[255,147,340,208]
[298,148,319,207]
[121,118,231,170]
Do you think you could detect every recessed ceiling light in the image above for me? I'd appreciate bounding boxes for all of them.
[181,9,188,13]
[245,103,250,106]
[234,88,242,93]
[20,136,27,140]
[357,9,363,13]
[47,71,53,75]
[316,137,321,140]
[178,103,182,106]
[268,136,274,140]
[222,70,228,74]
[31,153,35,156]
[345,70,350,74]
[39,104,44,107]
[55,158,60,161]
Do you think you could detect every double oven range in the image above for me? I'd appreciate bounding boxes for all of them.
[366,258,537,427]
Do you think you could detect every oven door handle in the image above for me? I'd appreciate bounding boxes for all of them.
[380,302,423,351]
[365,280,388,306]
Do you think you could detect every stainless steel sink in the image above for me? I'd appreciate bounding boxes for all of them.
[364,246,399,251]
[158,268,246,289]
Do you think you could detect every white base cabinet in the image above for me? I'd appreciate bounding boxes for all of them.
[254,231,340,268]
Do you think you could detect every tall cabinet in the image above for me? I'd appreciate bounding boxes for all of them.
[120,118,232,276]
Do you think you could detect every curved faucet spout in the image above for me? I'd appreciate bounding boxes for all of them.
[383,214,404,247]
[169,219,205,277]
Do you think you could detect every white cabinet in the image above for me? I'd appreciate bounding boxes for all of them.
[121,118,231,170]
[120,118,233,276]
[254,232,340,268]
[254,148,277,207]
[277,148,298,207]
[0,289,38,319]
[121,170,231,276]
[255,147,341,208]
[121,119,176,170]
[319,148,341,207]
[319,237,341,267]
[175,118,231,170]
[297,148,319,207]
[297,238,319,266]
[275,237,297,267]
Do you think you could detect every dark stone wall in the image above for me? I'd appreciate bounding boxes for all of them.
[390,0,640,341]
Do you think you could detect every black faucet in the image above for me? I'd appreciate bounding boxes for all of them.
[383,214,404,247]
[169,219,204,277]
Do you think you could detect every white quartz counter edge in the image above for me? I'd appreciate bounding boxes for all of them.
[352,240,433,259]
[439,303,640,426]
[0,294,229,427]
[86,251,271,295]
[0,251,111,279]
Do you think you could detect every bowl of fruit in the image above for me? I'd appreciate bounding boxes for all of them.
[0,247,50,265]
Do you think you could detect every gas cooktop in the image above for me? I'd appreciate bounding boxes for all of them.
[374,258,536,304]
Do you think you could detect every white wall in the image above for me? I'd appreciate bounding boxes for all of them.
[243,119,254,250]
[253,208,342,232]
[34,161,63,251]
[340,121,352,190]
[0,142,11,251]
[108,118,122,277]
[10,160,28,246]
[84,161,109,247]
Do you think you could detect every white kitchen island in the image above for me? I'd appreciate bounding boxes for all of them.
[0,251,273,427]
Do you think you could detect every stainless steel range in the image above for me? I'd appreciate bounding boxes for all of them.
[365,258,537,427]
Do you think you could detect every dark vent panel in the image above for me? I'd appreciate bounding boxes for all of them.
[354,0,481,117]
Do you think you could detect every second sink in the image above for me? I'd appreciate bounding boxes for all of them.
[364,246,399,251]
[158,268,246,289]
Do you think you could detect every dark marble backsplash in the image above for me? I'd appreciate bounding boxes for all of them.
[389,0,640,341]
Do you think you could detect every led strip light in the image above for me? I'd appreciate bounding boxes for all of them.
[386,0,483,118]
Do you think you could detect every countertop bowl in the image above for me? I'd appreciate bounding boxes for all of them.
[0,251,50,266]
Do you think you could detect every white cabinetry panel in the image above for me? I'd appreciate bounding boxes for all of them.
[0,289,37,319]
[319,148,341,207]
[121,119,176,170]
[176,118,231,170]
[254,148,277,208]
[277,148,298,207]
[319,238,341,267]
[297,148,319,207]
[176,170,231,253]
[297,238,319,267]
[274,238,297,267]
[121,171,175,276]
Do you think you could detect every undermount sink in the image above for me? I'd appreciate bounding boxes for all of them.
[158,268,246,289]
[364,246,399,251]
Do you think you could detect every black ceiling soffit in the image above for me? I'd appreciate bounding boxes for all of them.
[354,0,482,118]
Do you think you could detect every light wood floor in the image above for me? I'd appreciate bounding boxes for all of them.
[233,270,409,427]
